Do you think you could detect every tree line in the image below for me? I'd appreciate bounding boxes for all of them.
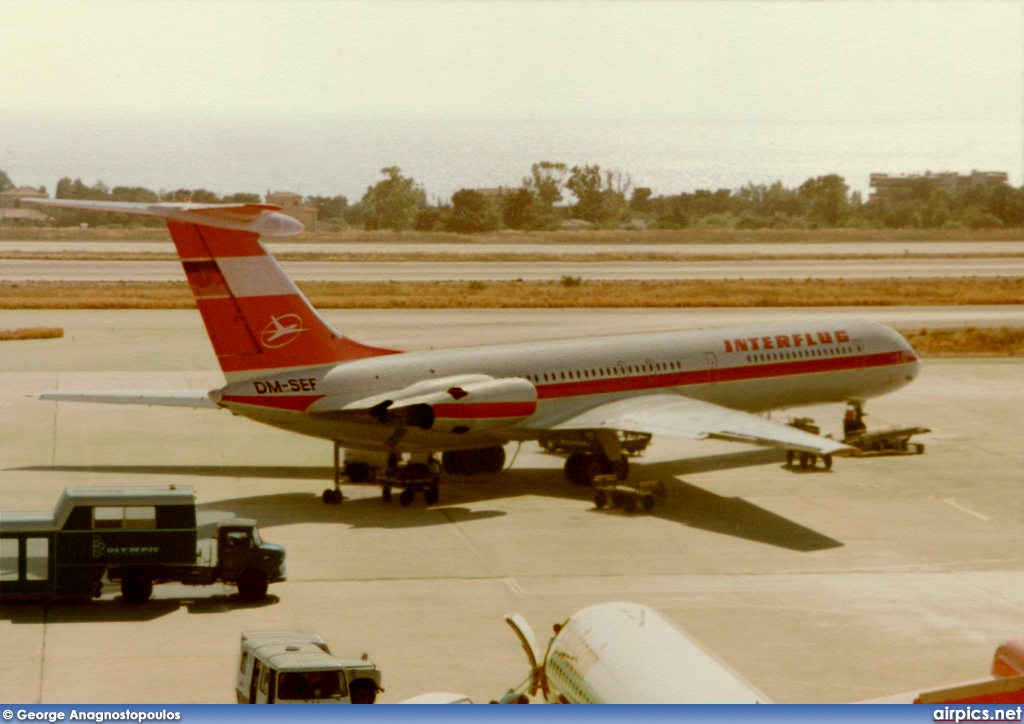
[3,165,1022,231]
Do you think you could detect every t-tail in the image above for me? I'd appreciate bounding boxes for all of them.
[26,198,399,382]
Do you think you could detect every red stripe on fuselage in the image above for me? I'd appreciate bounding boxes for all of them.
[220,394,325,411]
[431,401,538,420]
[535,350,909,400]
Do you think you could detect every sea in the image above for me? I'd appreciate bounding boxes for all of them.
[2,110,1021,203]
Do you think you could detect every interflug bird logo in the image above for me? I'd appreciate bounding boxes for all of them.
[261,314,309,348]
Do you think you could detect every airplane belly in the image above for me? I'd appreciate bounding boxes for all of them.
[219,401,512,452]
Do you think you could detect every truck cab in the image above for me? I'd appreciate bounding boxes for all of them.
[206,520,286,602]
[236,632,382,704]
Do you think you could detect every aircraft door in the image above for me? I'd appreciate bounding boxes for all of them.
[704,352,719,385]
[853,339,865,368]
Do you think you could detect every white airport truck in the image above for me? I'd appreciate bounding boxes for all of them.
[236,631,382,704]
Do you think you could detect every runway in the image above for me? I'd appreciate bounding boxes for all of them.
[8,256,1024,282]
[1,308,1023,704]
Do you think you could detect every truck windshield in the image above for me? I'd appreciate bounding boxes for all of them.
[277,671,344,701]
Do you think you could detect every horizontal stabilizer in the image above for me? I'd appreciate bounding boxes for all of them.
[39,390,219,409]
[24,198,303,237]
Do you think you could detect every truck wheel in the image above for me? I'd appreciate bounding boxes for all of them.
[237,569,269,602]
[622,496,637,514]
[642,495,656,513]
[594,490,608,509]
[121,573,152,605]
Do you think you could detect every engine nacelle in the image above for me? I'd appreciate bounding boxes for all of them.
[380,377,538,433]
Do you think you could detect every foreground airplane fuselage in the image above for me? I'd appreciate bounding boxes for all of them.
[506,602,770,703]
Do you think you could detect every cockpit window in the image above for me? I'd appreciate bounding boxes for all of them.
[277,671,345,701]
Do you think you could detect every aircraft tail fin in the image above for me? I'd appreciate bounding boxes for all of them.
[26,199,400,381]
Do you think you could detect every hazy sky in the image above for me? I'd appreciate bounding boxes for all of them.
[2,0,1022,198]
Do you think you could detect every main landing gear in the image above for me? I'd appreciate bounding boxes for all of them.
[321,443,442,507]
[564,452,629,486]
[560,431,633,487]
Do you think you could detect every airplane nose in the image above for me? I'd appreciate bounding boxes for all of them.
[904,345,923,381]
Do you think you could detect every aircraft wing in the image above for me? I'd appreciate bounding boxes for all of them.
[549,394,855,456]
[38,390,219,409]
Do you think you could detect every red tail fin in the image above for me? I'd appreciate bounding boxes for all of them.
[168,221,398,381]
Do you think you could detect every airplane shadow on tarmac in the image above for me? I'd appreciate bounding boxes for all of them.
[14,447,842,551]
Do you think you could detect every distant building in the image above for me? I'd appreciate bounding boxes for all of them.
[0,186,51,223]
[869,171,1009,203]
[265,191,317,230]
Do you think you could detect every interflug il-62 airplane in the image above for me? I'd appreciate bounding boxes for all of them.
[29,198,921,505]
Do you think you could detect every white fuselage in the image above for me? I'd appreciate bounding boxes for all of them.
[538,602,769,703]
[214,317,920,452]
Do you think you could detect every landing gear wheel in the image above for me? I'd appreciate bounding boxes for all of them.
[399,488,416,507]
[322,488,342,505]
[237,569,269,602]
[565,453,592,486]
[424,486,440,505]
[594,490,608,509]
[586,457,608,483]
[822,454,833,471]
[786,450,796,466]
[441,451,462,476]
[381,486,392,503]
[799,453,815,469]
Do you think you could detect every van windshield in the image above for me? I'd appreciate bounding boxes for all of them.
[277,671,344,701]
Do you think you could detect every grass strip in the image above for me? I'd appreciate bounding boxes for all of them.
[0,327,64,341]
[903,327,1024,357]
[2,278,1023,310]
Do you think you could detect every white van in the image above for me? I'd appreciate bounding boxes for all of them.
[236,631,382,704]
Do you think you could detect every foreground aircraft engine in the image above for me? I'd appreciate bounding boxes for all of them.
[325,374,539,435]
